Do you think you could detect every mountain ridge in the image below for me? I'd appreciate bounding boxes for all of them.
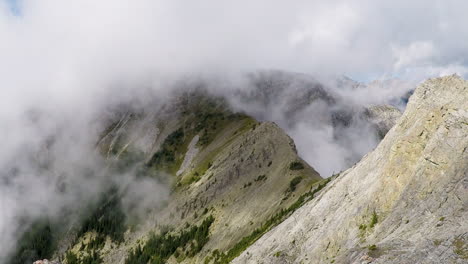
[233,74,468,264]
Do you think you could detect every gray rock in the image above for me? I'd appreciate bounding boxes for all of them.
[364,105,402,138]
[233,75,468,264]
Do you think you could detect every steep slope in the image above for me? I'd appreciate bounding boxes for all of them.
[233,75,468,264]
[53,91,324,264]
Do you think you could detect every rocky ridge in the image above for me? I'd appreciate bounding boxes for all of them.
[233,75,468,264]
[59,91,324,264]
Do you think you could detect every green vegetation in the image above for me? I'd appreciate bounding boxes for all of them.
[85,236,106,251]
[147,128,185,170]
[147,93,251,179]
[197,112,244,147]
[8,220,55,264]
[9,188,125,264]
[369,210,378,228]
[78,187,126,243]
[125,215,215,264]
[62,187,126,264]
[184,171,202,185]
[177,117,257,188]
[66,250,102,264]
[358,210,379,239]
[453,238,468,259]
[211,178,331,264]
[254,174,267,182]
[66,251,79,264]
[289,161,304,170]
[368,244,377,251]
[189,94,247,147]
[288,176,303,192]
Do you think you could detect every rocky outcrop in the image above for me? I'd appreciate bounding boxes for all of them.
[233,75,468,264]
[33,260,60,264]
[364,105,402,138]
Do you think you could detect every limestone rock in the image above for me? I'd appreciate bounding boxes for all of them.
[233,75,468,264]
[364,105,402,138]
[33,260,60,264]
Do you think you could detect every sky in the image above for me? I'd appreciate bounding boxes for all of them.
[1,0,468,261]
[2,0,468,85]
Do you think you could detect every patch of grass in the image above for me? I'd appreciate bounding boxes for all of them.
[369,210,378,228]
[368,244,377,251]
[288,176,303,192]
[289,161,304,170]
[183,171,201,185]
[147,128,185,171]
[453,237,468,259]
[125,215,215,264]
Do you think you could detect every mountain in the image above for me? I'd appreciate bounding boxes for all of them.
[9,88,327,264]
[233,75,468,263]
[227,70,407,176]
[8,72,422,264]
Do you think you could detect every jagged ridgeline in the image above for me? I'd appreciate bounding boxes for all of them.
[20,88,326,264]
[232,75,468,264]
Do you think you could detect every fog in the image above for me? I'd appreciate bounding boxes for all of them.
[2,0,468,261]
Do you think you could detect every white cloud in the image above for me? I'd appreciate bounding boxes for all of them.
[392,41,436,70]
[1,0,468,260]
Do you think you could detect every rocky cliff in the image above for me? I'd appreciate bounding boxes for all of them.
[233,75,468,264]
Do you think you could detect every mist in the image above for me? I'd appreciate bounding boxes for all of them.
[2,0,468,262]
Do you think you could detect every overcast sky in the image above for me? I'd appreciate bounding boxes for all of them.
[2,1,468,260]
[2,0,467,155]
[2,0,468,88]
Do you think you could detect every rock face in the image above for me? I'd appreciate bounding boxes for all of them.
[233,75,468,264]
[364,105,402,138]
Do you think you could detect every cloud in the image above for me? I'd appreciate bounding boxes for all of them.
[1,0,468,261]
[2,0,468,86]
[392,41,436,71]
